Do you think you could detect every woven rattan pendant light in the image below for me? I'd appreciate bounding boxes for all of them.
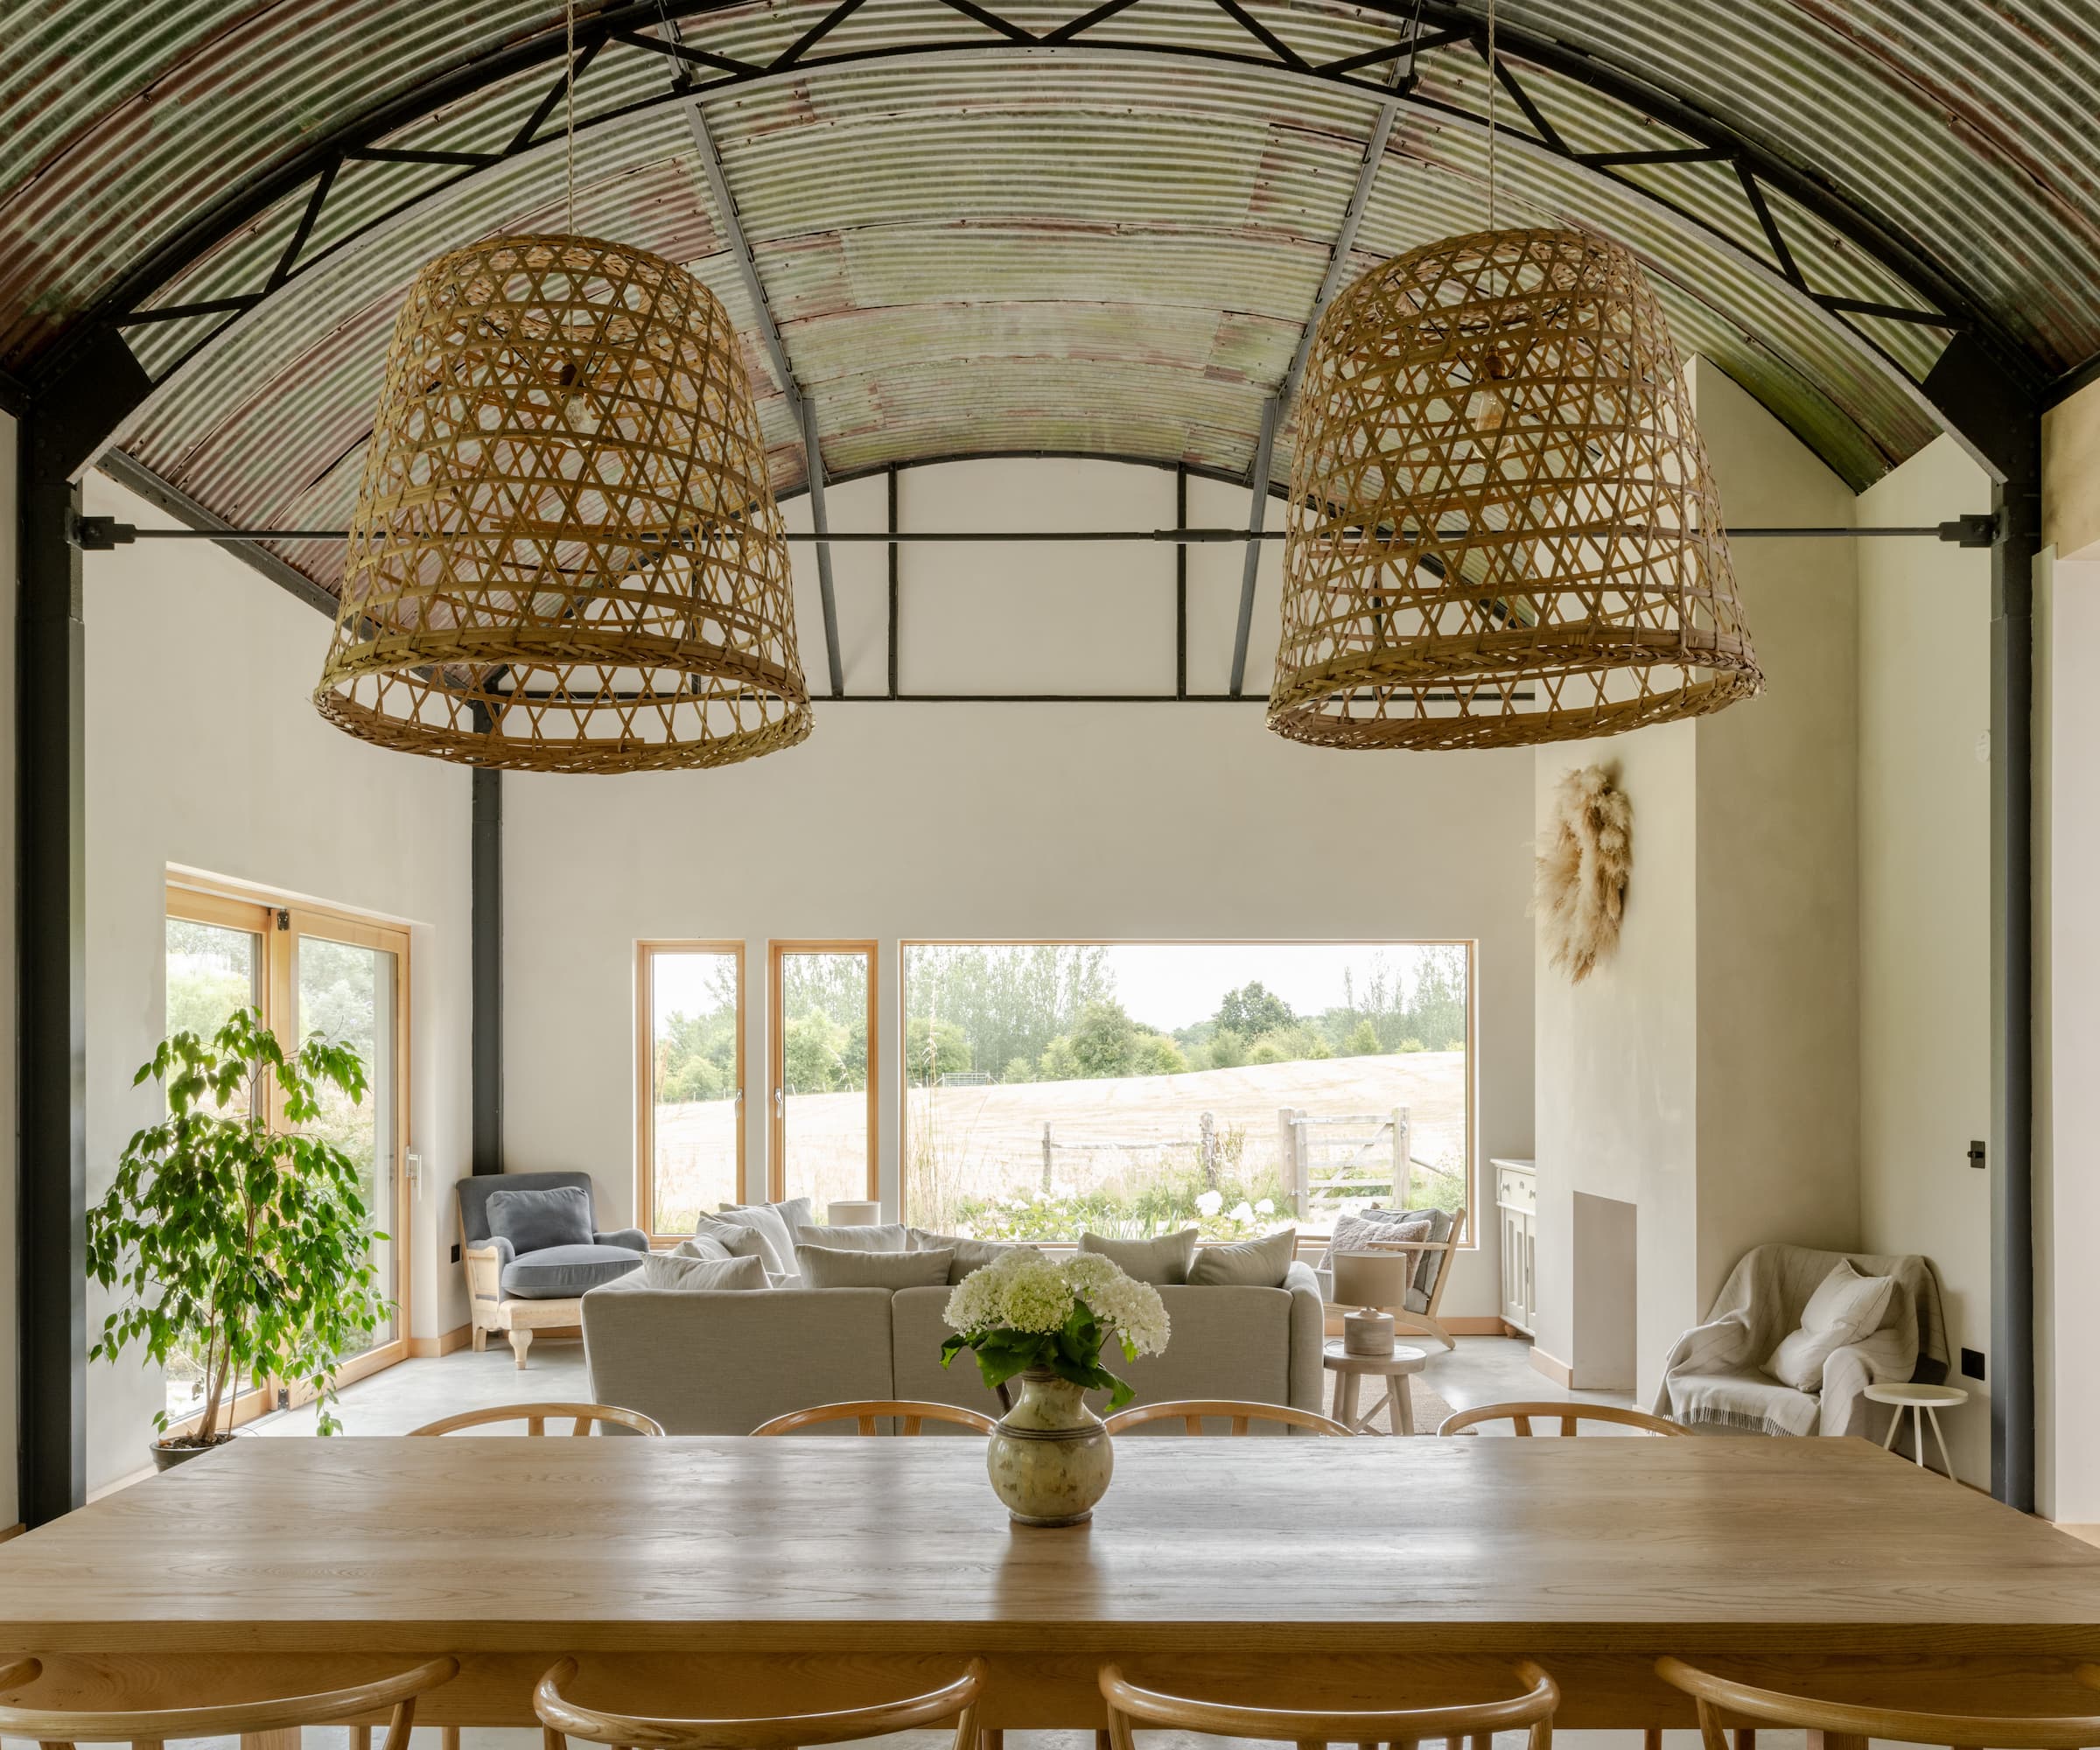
[1268,226,1760,751]
[314,4,808,771]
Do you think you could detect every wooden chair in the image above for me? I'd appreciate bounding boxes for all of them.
[410,1402,665,1437]
[535,1654,984,1750]
[752,1400,997,1436]
[1100,1658,1557,1750]
[1343,1208,1469,1352]
[0,1654,457,1750]
[1438,1401,1691,1438]
[1659,1654,2100,1750]
[1102,1399,1350,1437]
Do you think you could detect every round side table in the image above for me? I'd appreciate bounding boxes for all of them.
[1866,1380,1968,1476]
[1322,1340,1428,1436]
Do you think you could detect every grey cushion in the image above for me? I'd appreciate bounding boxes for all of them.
[794,1222,910,1253]
[1188,1228,1298,1287]
[796,1243,955,1290]
[1080,1227,1198,1285]
[634,1251,769,1292]
[486,1185,594,1256]
[597,1227,649,1253]
[1320,1206,1455,1302]
[457,1170,595,1247]
[908,1228,1031,1283]
[500,1242,647,1298]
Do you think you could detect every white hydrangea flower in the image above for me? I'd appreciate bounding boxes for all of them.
[1255,1197,1275,1214]
[1059,1253,1170,1357]
[1228,1200,1255,1225]
[998,1251,1076,1332]
[1195,1188,1224,1217]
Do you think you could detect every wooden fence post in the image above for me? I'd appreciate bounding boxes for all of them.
[1200,1110,1219,1188]
[1041,1121,1054,1192]
[1392,1106,1411,1207]
[1280,1108,1305,1214]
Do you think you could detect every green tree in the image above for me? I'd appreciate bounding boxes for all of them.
[784,1012,848,1093]
[1069,999,1139,1078]
[1343,1018,1382,1056]
[1204,1026,1249,1069]
[905,1016,972,1086]
[1001,1055,1036,1085]
[1129,1032,1188,1076]
[1039,1035,1081,1081]
[661,1053,725,1102]
[1215,981,1294,1040]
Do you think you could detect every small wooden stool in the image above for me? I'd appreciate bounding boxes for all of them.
[1321,1339,1428,1435]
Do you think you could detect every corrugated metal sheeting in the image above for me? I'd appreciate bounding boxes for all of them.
[3,0,2092,597]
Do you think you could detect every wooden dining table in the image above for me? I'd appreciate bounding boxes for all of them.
[6,1433,2100,1737]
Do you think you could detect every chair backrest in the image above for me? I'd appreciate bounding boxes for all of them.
[0,1655,457,1750]
[752,1399,996,1436]
[1438,1400,1690,1437]
[457,1170,595,1248]
[1659,1656,2100,1750]
[536,1656,982,1750]
[1101,1660,1556,1750]
[1102,1398,1349,1437]
[410,1402,664,1437]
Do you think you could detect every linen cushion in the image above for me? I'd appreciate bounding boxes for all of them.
[796,1243,956,1290]
[500,1241,647,1298]
[485,1185,593,1256]
[1080,1227,1198,1285]
[794,1222,911,1253]
[908,1228,1032,1282]
[1188,1227,1299,1288]
[457,1170,593,1248]
[671,1233,737,1262]
[718,1199,813,1273]
[635,1250,769,1292]
[1765,1259,1897,1390]
[685,1217,770,1264]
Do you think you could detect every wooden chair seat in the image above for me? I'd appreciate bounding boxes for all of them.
[0,1654,456,1750]
[752,1400,996,1437]
[410,1402,664,1437]
[1102,1398,1349,1437]
[1438,1400,1690,1437]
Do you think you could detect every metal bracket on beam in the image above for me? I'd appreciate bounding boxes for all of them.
[1939,511,1999,549]
[72,514,131,550]
[676,66,844,697]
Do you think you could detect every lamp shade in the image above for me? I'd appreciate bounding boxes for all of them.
[1271,227,1761,751]
[826,1200,883,1227]
[1332,1248,1416,1310]
[315,234,811,773]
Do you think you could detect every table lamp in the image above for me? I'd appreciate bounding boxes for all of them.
[828,1200,882,1227]
[1332,1250,1414,1356]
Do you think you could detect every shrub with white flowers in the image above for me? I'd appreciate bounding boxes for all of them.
[941,1248,1170,1408]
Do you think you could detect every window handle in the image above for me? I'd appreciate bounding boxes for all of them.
[774,1088,785,1116]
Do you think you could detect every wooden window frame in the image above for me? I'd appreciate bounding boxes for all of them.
[161,881,413,1424]
[635,939,746,1243]
[896,937,1479,1246]
[766,939,880,1207]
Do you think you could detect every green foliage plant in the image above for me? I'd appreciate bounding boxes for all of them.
[87,1007,389,1444]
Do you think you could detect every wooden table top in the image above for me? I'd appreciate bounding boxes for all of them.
[5,1435,2100,1658]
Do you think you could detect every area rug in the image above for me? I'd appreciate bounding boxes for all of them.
[1320,1368,1457,1435]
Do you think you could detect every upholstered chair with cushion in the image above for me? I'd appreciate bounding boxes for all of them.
[1312,1203,1467,1350]
[458,1172,647,1368]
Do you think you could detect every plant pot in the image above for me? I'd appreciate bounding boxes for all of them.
[986,1367,1112,1527]
[150,1433,235,1472]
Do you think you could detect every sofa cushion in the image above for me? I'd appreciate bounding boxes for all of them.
[501,1242,647,1298]
[486,1185,594,1256]
[1322,1206,1453,1302]
[635,1250,769,1292]
[1189,1228,1298,1287]
[718,1199,812,1273]
[797,1242,954,1290]
[908,1228,1032,1283]
[1080,1227,1198,1285]
[671,1233,737,1262]
[685,1217,770,1264]
[795,1222,910,1253]
[1766,1260,1895,1390]
[458,1170,595,1248]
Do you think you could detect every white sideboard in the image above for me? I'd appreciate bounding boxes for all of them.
[1493,1157,1537,1336]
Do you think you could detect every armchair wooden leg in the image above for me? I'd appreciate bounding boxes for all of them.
[508,1327,532,1368]
[471,1324,487,1353]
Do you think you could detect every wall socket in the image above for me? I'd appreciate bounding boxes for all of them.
[1968,1140,1987,1169]
[451,1242,461,1264]
[1961,1347,1986,1380]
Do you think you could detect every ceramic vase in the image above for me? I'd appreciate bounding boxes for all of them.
[986,1366,1113,1526]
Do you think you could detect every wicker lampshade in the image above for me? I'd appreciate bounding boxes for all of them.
[315,234,811,773]
[1271,227,1761,751]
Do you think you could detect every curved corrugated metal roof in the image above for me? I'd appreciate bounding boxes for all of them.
[2,0,2088,591]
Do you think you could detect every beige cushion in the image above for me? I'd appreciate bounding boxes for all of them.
[718,1200,813,1273]
[797,1243,955,1290]
[1189,1227,1298,1287]
[670,1233,737,1262]
[908,1228,1032,1283]
[795,1222,910,1253]
[638,1250,768,1292]
[1080,1227,1198,1285]
[683,1217,768,1264]
[1766,1259,1896,1390]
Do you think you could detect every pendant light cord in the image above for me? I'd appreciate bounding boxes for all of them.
[1486,0,1497,230]
[564,0,577,231]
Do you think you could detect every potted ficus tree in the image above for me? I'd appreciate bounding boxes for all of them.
[87,1005,392,1467]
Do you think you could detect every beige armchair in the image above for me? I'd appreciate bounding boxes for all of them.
[1312,1205,1467,1350]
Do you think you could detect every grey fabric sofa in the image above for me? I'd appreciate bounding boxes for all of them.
[458,1171,647,1366]
[581,1261,1326,1434]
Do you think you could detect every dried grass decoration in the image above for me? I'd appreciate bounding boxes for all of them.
[1270,228,1761,750]
[316,234,810,772]
[1536,764,1632,983]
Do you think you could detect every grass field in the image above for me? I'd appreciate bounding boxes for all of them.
[651,1053,1466,1236]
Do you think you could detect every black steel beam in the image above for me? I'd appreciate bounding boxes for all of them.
[886,466,900,700]
[471,768,503,1177]
[1175,464,1187,699]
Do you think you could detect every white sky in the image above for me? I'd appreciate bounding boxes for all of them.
[1102,943,1438,1032]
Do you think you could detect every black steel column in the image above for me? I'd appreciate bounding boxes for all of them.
[1990,442,2040,1512]
[471,767,502,1175]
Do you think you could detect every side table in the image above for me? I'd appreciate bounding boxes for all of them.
[1866,1380,1968,1477]
[1322,1340,1428,1435]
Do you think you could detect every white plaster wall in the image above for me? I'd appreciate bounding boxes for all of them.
[0,410,17,1528]
[80,471,473,1494]
[502,457,1536,1319]
[1852,434,1993,1488]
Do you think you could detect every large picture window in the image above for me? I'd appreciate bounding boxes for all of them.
[638,941,746,1238]
[901,942,1473,1242]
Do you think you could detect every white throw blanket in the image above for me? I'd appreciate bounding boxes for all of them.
[1652,1244,1950,1438]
